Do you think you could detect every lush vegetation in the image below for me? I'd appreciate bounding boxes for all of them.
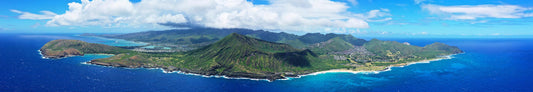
[181,33,316,74]
[99,28,367,50]
[90,33,350,77]
[41,40,132,54]
[42,30,462,80]
[307,37,355,54]
[354,39,463,67]
[40,40,134,58]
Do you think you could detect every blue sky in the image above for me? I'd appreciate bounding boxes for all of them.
[1,0,532,38]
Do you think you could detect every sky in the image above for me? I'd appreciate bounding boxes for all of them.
[1,0,532,38]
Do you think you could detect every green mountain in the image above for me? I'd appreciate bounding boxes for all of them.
[40,40,132,58]
[99,28,300,50]
[359,39,463,65]
[84,33,345,80]
[98,28,366,50]
[297,33,366,46]
[41,31,463,81]
[307,37,355,54]
[177,33,318,79]
[423,42,463,54]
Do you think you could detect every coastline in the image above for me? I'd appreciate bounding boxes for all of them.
[39,50,115,59]
[290,53,460,79]
[38,50,78,59]
[85,53,459,82]
[75,34,149,46]
[80,61,274,82]
[84,59,282,81]
[41,49,461,82]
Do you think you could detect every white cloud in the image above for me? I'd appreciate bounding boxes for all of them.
[10,10,57,20]
[353,8,392,22]
[469,20,488,24]
[12,0,389,33]
[414,0,426,4]
[422,4,533,20]
[347,0,358,6]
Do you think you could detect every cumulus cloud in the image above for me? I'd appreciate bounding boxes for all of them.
[12,0,391,33]
[353,8,392,22]
[10,10,57,20]
[422,4,533,20]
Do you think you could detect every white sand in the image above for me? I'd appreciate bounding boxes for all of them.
[294,54,458,79]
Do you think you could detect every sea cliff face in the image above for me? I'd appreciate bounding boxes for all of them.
[86,60,292,81]
[40,48,83,59]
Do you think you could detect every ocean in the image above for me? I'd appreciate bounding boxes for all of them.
[1,34,532,91]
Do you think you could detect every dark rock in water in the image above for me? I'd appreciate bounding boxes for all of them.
[87,60,111,66]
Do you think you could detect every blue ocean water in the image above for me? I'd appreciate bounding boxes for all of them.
[1,34,532,91]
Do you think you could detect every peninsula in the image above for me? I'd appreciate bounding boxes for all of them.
[40,28,463,81]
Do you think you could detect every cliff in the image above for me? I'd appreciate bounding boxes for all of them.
[40,40,131,59]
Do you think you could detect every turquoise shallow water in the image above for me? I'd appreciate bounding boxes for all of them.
[1,34,532,91]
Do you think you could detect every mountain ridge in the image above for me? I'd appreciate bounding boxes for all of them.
[98,28,367,50]
[41,30,463,81]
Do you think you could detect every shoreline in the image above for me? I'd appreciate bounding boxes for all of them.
[80,61,273,82]
[289,53,460,79]
[41,50,461,82]
[39,50,279,82]
[39,50,115,59]
[75,34,150,46]
[87,53,458,82]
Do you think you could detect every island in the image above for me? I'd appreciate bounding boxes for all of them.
[40,28,463,81]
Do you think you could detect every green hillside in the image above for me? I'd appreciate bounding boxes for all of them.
[42,32,463,81]
[98,28,367,50]
[360,39,463,66]
[84,33,349,80]
[179,33,318,76]
[100,28,301,50]
[308,37,355,54]
[40,40,133,58]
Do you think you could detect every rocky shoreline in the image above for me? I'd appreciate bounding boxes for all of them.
[41,48,458,81]
[86,60,304,81]
[40,49,304,81]
[39,49,84,59]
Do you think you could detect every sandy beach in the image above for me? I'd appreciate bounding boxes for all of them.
[295,54,457,78]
